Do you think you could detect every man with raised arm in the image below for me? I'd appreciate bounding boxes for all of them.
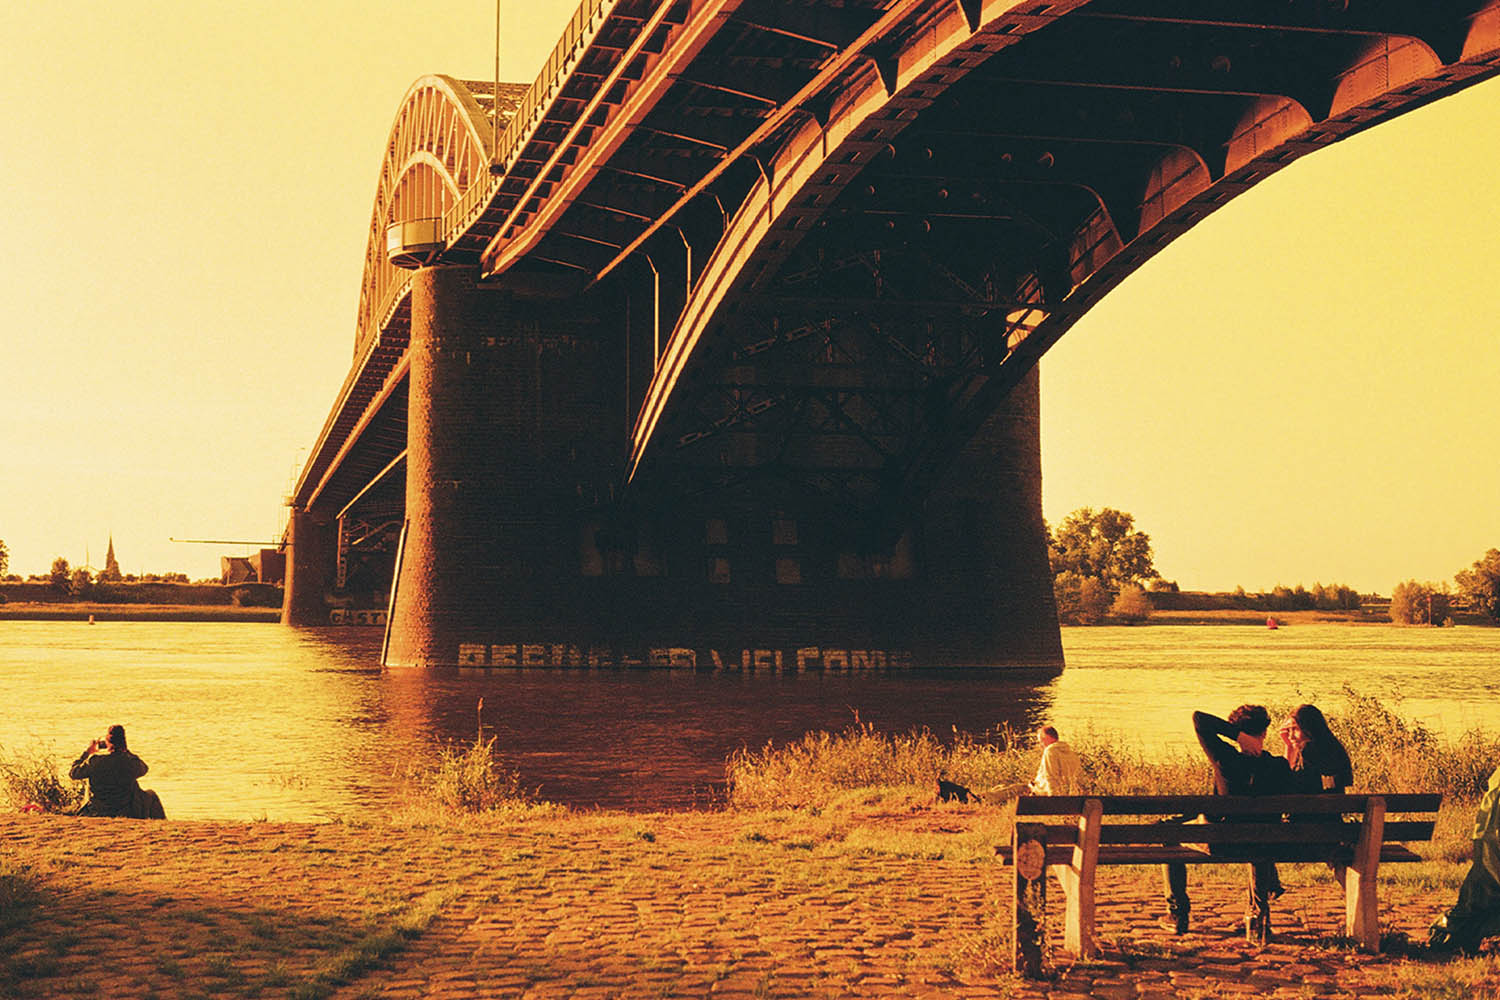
[1161,705,1293,942]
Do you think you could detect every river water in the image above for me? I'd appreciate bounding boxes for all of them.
[1,621,1496,821]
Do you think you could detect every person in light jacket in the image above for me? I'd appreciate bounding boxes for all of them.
[1028,725,1083,796]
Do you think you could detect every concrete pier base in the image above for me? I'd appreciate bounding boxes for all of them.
[383,266,612,667]
[280,509,337,626]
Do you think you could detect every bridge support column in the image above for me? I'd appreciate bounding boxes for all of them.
[280,508,337,626]
[915,367,1063,667]
[384,266,609,667]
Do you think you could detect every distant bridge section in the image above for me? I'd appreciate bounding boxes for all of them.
[286,0,1500,669]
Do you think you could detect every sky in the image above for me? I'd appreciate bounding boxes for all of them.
[2,3,1496,594]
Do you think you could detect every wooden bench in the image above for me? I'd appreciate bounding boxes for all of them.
[997,793,1441,975]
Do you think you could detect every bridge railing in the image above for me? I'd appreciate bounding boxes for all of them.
[351,1,613,375]
[442,0,612,246]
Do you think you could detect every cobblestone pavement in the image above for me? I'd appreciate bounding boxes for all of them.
[2,812,1496,999]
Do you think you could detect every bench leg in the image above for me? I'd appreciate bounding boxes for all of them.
[1343,797,1385,952]
[1012,823,1048,977]
[1062,798,1103,958]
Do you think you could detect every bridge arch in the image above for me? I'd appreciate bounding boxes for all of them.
[354,75,495,351]
[624,1,1500,523]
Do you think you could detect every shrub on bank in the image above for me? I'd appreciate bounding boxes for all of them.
[413,735,530,813]
[1324,686,1500,800]
[727,723,1025,810]
[0,741,84,813]
[393,701,536,817]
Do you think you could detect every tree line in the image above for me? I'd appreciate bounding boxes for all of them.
[1046,511,1500,627]
[1389,549,1500,626]
[0,542,192,595]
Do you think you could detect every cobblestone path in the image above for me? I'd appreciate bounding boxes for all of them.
[2,812,1495,998]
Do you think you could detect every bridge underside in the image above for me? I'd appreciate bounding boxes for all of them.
[286,0,1500,670]
[375,265,1060,670]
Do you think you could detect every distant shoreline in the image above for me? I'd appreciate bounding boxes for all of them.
[1121,608,1494,627]
[2,603,1489,627]
[0,602,281,622]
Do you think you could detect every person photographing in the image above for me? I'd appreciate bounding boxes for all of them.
[70,724,150,817]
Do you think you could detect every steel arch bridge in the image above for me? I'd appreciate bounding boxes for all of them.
[285,0,1500,669]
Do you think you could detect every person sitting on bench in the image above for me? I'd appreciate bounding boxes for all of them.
[1281,703,1353,794]
[1161,705,1294,942]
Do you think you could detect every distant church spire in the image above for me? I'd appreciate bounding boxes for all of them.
[103,535,122,581]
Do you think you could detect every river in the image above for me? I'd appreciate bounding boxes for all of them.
[1,621,1495,821]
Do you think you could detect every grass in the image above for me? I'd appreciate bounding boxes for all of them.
[0,859,43,944]
[727,687,1500,813]
[289,888,456,1000]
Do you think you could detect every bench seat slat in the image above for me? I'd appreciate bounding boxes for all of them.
[997,842,1427,866]
[1016,793,1441,817]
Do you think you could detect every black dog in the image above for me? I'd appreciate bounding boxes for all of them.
[937,778,979,803]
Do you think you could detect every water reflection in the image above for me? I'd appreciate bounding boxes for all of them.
[0,622,1054,820]
[379,663,1057,810]
[3,622,1496,821]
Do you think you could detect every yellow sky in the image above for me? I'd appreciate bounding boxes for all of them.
[2,2,1496,594]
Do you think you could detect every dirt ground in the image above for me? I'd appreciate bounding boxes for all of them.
[4,807,1498,999]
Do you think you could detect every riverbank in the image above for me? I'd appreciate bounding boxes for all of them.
[1141,608,1388,626]
[3,803,1495,999]
[0,602,280,622]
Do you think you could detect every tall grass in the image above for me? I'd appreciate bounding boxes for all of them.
[0,741,83,813]
[725,691,1500,811]
[394,700,535,816]
[1323,685,1500,801]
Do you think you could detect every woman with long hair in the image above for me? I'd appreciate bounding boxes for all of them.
[1279,703,1354,793]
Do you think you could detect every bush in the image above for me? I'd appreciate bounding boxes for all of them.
[1390,580,1452,625]
[1054,571,1112,625]
[229,583,282,607]
[1110,585,1152,623]
[0,741,84,813]
[411,735,529,813]
[724,721,1208,810]
[396,700,531,814]
[1325,686,1500,800]
[726,723,1029,810]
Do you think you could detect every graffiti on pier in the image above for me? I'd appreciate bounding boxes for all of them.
[453,642,915,670]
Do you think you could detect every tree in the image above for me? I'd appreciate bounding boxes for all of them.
[71,567,93,595]
[49,557,71,593]
[1312,582,1362,612]
[1049,507,1160,590]
[1111,584,1153,623]
[1390,580,1451,626]
[1054,570,1112,625]
[1455,549,1500,622]
[0,539,8,577]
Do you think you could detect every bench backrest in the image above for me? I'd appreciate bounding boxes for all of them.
[1015,793,1441,850]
